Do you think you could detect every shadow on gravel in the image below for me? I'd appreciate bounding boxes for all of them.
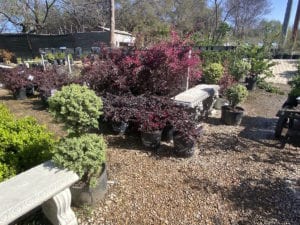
[199,132,253,153]
[0,94,14,101]
[225,177,300,225]
[239,115,281,148]
[106,133,145,151]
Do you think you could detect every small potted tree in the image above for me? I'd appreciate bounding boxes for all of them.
[229,59,251,82]
[49,84,107,206]
[221,84,248,125]
[52,134,107,206]
[243,45,275,91]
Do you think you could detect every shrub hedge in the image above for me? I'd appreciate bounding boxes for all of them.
[0,104,55,182]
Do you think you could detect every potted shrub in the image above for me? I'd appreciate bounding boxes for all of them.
[229,59,251,82]
[35,68,70,106]
[102,94,135,134]
[45,53,55,64]
[0,67,30,100]
[49,84,107,206]
[52,133,107,206]
[203,62,224,84]
[55,52,66,65]
[138,112,166,148]
[283,75,300,108]
[48,84,103,135]
[173,120,202,158]
[243,45,275,91]
[170,105,202,157]
[221,84,248,125]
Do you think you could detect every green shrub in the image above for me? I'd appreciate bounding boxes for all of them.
[203,63,224,84]
[0,104,55,182]
[200,51,232,66]
[48,84,103,135]
[53,134,106,187]
[287,75,300,97]
[0,162,16,181]
[257,79,284,95]
[229,60,251,81]
[226,84,248,107]
[55,52,66,60]
[45,53,55,62]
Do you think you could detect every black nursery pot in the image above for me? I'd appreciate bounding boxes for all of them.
[111,121,128,134]
[161,124,174,142]
[14,87,27,100]
[26,85,35,97]
[246,77,257,91]
[70,164,107,207]
[141,130,162,148]
[221,105,244,125]
[173,135,195,158]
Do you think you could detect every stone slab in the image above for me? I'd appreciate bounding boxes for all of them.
[0,161,79,225]
[172,84,219,108]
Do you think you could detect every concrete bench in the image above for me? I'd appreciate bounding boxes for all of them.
[172,84,219,119]
[0,161,79,225]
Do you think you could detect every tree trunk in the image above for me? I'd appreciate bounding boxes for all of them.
[110,0,116,48]
[282,0,293,47]
[292,0,300,45]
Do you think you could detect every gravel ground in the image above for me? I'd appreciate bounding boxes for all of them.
[1,84,299,225]
[76,84,299,225]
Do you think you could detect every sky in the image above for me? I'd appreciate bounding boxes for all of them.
[264,0,298,26]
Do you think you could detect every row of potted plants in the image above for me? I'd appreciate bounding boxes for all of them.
[201,45,275,91]
[0,66,70,101]
[102,93,203,157]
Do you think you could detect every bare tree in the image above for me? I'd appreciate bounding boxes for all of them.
[225,0,271,39]
[0,0,57,33]
[56,0,110,33]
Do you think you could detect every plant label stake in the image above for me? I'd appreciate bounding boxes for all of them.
[186,49,192,90]
[67,54,72,75]
[41,54,46,71]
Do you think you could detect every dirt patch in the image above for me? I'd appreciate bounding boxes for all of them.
[1,86,299,225]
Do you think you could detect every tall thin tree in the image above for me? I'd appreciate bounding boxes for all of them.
[110,0,116,47]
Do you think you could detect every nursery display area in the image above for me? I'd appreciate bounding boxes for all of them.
[0,36,299,225]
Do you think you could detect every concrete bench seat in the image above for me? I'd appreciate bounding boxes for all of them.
[172,84,220,119]
[0,161,79,225]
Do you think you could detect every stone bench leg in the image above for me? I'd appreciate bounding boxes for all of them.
[42,188,78,225]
